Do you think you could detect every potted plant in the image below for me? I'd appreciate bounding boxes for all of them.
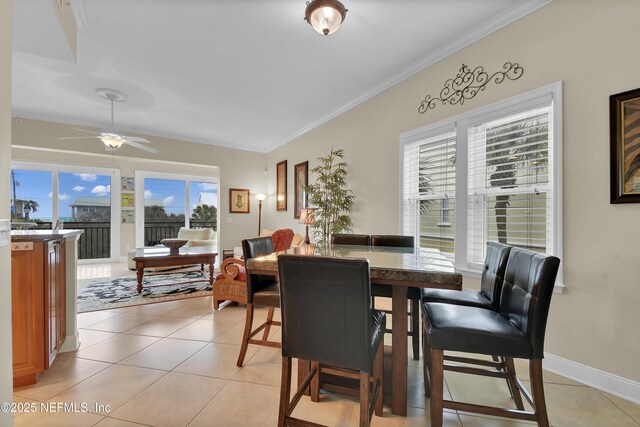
[306,148,355,246]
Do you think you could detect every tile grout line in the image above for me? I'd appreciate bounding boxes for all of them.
[597,390,640,426]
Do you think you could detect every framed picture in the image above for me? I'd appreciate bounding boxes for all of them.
[276,160,287,211]
[610,88,640,203]
[294,161,308,219]
[121,193,134,208]
[229,188,250,213]
[121,176,134,192]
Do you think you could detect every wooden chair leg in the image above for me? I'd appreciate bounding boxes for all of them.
[237,303,255,367]
[423,329,432,397]
[429,349,444,427]
[374,341,384,417]
[310,361,320,402]
[411,299,420,360]
[359,371,371,427]
[278,356,292,427]
[262,306,275,341]
[504,357,525,410]
[530,359,550,427]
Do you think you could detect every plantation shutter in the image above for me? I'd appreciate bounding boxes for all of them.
[403,130,456,257]
[467,101,554,267]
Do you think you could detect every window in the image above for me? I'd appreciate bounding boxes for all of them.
[135,171,218,249]
[401,83,562,283]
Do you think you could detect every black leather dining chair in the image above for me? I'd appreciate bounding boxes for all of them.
[421,241,514,397]
[422,247,560,427]
[236,236,280,367]
[277,255,385,427]
[331,233,371,246]
[370,234,421,360]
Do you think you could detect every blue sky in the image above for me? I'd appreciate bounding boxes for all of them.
[10,169,217,221]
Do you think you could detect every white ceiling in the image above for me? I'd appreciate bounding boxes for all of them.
[12,0,549,153]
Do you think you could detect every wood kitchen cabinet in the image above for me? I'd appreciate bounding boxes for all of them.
[12,237,66,387]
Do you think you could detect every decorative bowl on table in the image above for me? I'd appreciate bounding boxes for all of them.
[160,238,189,254]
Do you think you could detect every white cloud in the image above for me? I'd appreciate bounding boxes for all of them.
[91,184,111,196]
[163,195,174,206]
[48,191,52,198]
[74,173,98,182]
[72,185,86,192]
[144,190,153,199]
[198,182,217,191]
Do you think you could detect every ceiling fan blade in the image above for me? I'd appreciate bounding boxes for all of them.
[71,127,100,135]
[122,136,150,143]
[124,140,158,154]
[57,136,102,140]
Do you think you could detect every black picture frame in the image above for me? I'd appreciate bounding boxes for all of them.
[610,88,640,203]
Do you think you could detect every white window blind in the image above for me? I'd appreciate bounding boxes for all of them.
[401,83,562,284]
[467,104,553,267]
[403,131,456,257]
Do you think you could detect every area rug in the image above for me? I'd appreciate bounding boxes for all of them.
[77,271,212,313]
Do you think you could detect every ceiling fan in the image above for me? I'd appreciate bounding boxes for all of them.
[57,88,158,154]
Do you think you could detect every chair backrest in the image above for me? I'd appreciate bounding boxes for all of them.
[481,242,512,309]
[278,255,373,372]
[242,236,276,302]
[499,248,560,358]
[331,233,370,246]
[370,235,414,248]
[272,228,295,252]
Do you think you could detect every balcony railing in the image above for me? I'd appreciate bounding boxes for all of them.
[13,220,217,259]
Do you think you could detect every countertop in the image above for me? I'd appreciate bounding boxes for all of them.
[11,230,84,241]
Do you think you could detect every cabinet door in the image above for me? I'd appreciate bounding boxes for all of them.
[56,239,66,350]
[11,241,45,378]
[45,240,58,368]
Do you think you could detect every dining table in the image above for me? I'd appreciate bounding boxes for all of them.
[245,243,463,416]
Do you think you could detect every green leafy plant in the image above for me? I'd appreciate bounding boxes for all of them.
[306,148,355,246]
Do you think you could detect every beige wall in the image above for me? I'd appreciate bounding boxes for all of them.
[265,0,640,382]
[1,0,14,425]
[11,118,269,253]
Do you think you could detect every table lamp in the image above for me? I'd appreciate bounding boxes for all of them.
[298,208,316,244]
[255,193,267,234]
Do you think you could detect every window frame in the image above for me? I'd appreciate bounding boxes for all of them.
[400,82,564,291]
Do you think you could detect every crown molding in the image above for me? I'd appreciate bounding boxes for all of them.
[271,0,553,152]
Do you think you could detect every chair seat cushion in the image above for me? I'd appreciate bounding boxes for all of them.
[253,282,280,307]
[423,302,532,359]
[421,288,494,310]
[371,283,421,300]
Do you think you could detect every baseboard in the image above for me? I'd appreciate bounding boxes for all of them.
[544,353,640,404]
[59,331,80,353]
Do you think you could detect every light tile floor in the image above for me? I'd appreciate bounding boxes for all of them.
[11,294,640,427]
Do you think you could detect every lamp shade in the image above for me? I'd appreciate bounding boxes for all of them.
[304,0,347,36]
[298,208,316,225]
[255,193,267,202]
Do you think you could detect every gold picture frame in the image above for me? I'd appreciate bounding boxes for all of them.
[294,161,308,219]
[229,188,250,213]
[610,88,640,203]
[276,160,287,211]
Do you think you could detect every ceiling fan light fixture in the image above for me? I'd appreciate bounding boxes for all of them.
[304,0,347,36]
[100,134,125,149]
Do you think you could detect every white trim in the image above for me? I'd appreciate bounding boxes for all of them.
[544,353,640,404]
[59,331,80,353]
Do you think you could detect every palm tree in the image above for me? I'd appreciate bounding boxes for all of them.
[18,199,39,221]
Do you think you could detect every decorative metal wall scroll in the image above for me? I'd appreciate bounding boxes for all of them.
[418,62,524,114]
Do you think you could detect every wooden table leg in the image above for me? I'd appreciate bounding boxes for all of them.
[208,257,214,288]
[135,262,144,295]
[391,285,408,416]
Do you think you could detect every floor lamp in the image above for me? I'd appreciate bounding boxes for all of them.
[255,193,267,235]
[298,208,316,244]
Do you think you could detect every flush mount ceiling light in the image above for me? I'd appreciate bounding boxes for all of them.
[304,0,348,36]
